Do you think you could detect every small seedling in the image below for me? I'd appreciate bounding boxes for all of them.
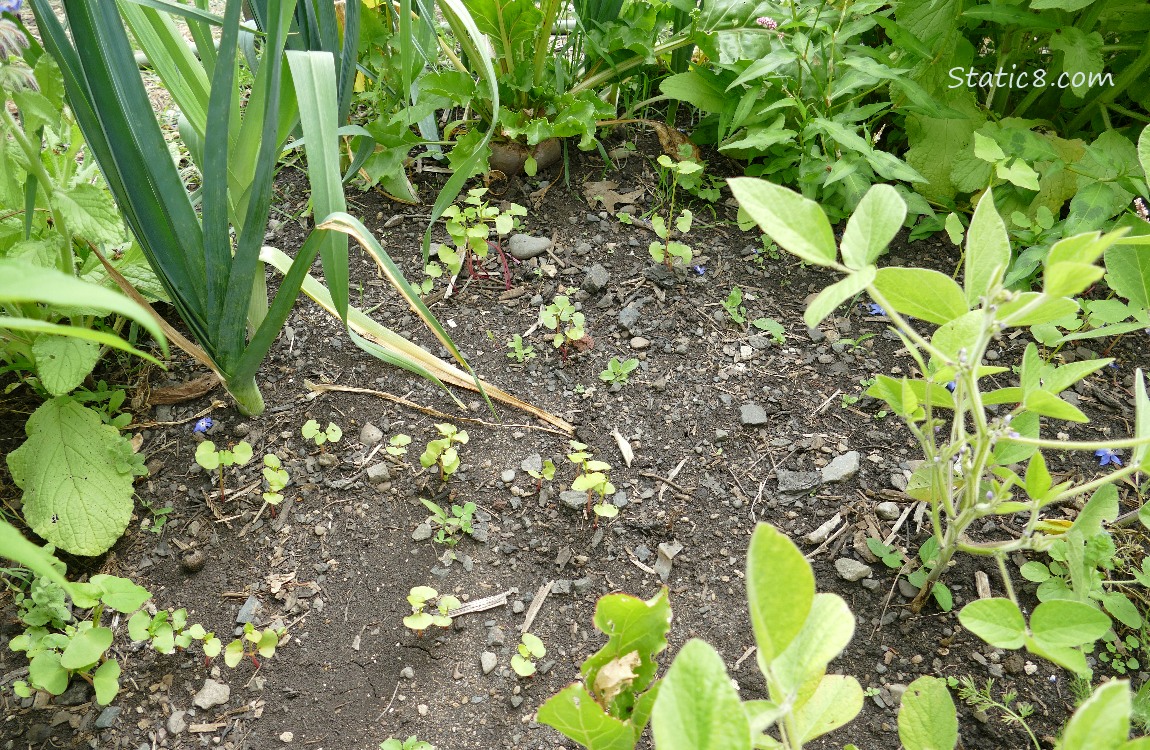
[539,295,586,359]
[723,286,748,324]
[223,622,281,668]
[403,586,461,635]
[195,440,253,500]
[420,423,469,481]
[528,459,556,493]
[420,498,477,547]
[751,317,786,343]
[430,188,526,290]
[836,332,877,353]
[506,334,536,363]
[380,738,436,750]
[387,434,412,457]
[262,454,289,505]
[302,419,342,449]
[139,497,173,534]
[649,153,701,269]
[599,357,639,385]
[511,632,546,677]
[567,441,617,523]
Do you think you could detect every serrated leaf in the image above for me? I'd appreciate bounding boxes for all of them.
[32,336,102,396]
[6,398,134,556]
[50,183,124,245]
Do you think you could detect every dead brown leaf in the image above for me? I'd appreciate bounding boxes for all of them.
[147,373,220,405]
[592,651,642,707]
[582,181,643,213]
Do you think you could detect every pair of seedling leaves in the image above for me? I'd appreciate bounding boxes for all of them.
[567,441,618,519]
[420,423,468,480]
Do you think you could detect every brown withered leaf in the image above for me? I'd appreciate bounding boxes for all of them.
[592,651,642,708]
[147,373,220,406]
[582,181,643,213]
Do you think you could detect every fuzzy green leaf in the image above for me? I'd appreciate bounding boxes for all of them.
[964,189,1010,307]
[728,178,837,268]
[958,598,1026,649]
[652,639,751,750]
[898,676,958,750]
[747,524,814,664]
[873,268,968,324]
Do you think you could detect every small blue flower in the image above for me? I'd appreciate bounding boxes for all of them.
[945,381,957,393]
[1095,448,1122,467]
[193,417,214,434]
[860,302,885,317]
[693,265,706,275]
[0,0,22,14]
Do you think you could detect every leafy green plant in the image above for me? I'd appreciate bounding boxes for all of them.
[729,177,1150,675]
[222,622,281,668]
[648,155,697,270]
[403,586,460,636]
[380,738,436,750]
[599,357,639,385]
[506,334,536,363]
[302,418,343,449]
[387,433,412,457]
[528,458,556,493]
[753,317,786,344]
[567,440,617,522]
[511,632,546,677]
[195,440,254,501]
[419,423,468,481]
[419,498,476,548]
[261,453,290,505]
[539,295,587,358]
[427,188,525,290]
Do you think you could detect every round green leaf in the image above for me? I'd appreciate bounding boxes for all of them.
[1030,600,1111,647]
[874,267,968,325]
[958,598,1026,649]
[92,658,121,705]
[898,676,957,750]
[91,574,151,612]
[511,653,537,677]
[224,639,245,668]
[60,626,113,670]
[652,639,751,750]
[29,652,70,695]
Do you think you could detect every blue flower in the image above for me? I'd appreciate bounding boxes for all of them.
[193,417,214,434]
[944,381,957,392]
[0,0,22,14]
[1095,448,1122,467]
[860,302,885,317]
[693,265,706,275]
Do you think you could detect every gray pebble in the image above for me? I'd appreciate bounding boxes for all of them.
[835,558,873,582]
[481,652,498,675]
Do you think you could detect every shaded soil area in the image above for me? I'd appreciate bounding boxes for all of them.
[3,132,1149,750]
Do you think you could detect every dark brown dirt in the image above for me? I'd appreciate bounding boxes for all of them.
[2,130,1148,750]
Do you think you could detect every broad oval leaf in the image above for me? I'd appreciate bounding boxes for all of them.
[965,189,1010,307]
[652,639,751,750]
[60,626,113,670]
[931,310,982,362]
[997,293,1080,328]
[805,267,876,328]
[771,593,856,695]
[898,675,958,750]
[92,658,121,705]
[840,184,906,269]
[747,524,815,664]
[958,598,1026,649]
[873,268,968,324]
[1029,600,1110,647]
[29,651,70,695]
[536,683,636,750]
[790,674,864,744]
[1057,680,1131,750]
[728,178,838,268]
[91,574,151,613]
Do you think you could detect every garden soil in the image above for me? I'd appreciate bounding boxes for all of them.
[2,130,1148,750]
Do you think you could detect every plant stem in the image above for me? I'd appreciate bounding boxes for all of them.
[225,374,265,416]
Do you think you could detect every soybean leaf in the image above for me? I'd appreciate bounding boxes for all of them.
[0,521,82,599]
[804,267,876,328]
[1135,370,1148,468]
[964,189,1010,307]
[771,593,856,696]
[898,676,958,750]
[873,268,968,324]
[1057,680,1131,750]
[957,598,1026,649]
[537,683,636,750]
[840,184,905,269]
[790,675,864,744]
[1029,600,1111,647]
[728,178,838,268]
[746,524,814,665]
[652,639,751,750]
[582,588,672,697]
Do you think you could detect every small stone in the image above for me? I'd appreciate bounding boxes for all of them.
[618,304,642,334]
[822,451,860,483]
[359,423,384,446]
[898,579,920,598]
[412,522,433,541]
[521,454,543,474]
[777,470,821,495]
[510,695,524,708]
[559,491,586,511]
[501,469,516,484]
[584,264,610,294]
[313,524,327,537]
[280,731,295,743]
[56,681,93,706]
[807,328,826,342]
[481,652,499,675]
[739,403,769,426]
[193,679,231,709]
[167,710,187,735]
[508,234,552,260]
[552,579,573,595]
[236,595,261,624]
[94,706,121,729]
[835,558,873,582]
[180,549,206,574]
[366,463,392,483]
[487,627,506,647]
[573,577,594,594]
[400,667,415,680]
[630,336,651,350]
[875,501,901,521]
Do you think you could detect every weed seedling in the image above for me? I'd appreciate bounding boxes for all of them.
[528,459,556,493]
[420,423,468,482]
[599,357,639,385]
[539,295,586,360]
[947,676,1040,749]
[420,499,477,548]
[403,586,460,636]
[223,622,281,668]
[649,153,701,269]
[262,454,289,506]
[434,187,526,289]
[751,317,786,343]
[380,738,436,750]
[511,632,546,677]
[302,419,342,450]
[566,441,617,524]
[195,440,253,500]
[387,434,412,458]
[506,334,536,363]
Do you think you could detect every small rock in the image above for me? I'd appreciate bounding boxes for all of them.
[618,304,642,334]
[654,541,683,582]
[180,549,206,574]
[552,579,573,595]
[236,595,261,624]
[508,234,552,260]
[807,328,826,343]
[898,579,920,598]
[584,264,610,294]
[510,695,524,708]
[366,463,392,483]
[559,491,586,511]
[56,681,93,706]
[95,706,121,729]
[481,652,498,675]
[822,451,860,483]
[776,470,821,495]
[630,336,651,350]
[487,626,506,647]
[740,403,769,426]
[400,667,415,680]
[521,454,543,474]
[412,523,433,541]
[501,469,516,484]
[359,422,384,446]
[573,577,594,594]
[835,558,873,582]
[875,501,901,521]
[194,679,231,709]
[280,731,294,743]
[167,710,187,735]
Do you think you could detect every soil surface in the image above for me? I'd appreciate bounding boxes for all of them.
[2,128,1149,750]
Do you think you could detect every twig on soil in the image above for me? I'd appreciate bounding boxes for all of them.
[630,556,657,575]
[733,646,757,671]
[446,590,510,619]
[375,682,401,722]
[804,520,850,561]
[520,580,553,634]
[304,381,572,437]
[639,471,690,496]
[882,501,916,546]
[812,389,842,416]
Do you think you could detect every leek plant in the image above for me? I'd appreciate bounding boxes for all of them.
[30,0,487,417]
